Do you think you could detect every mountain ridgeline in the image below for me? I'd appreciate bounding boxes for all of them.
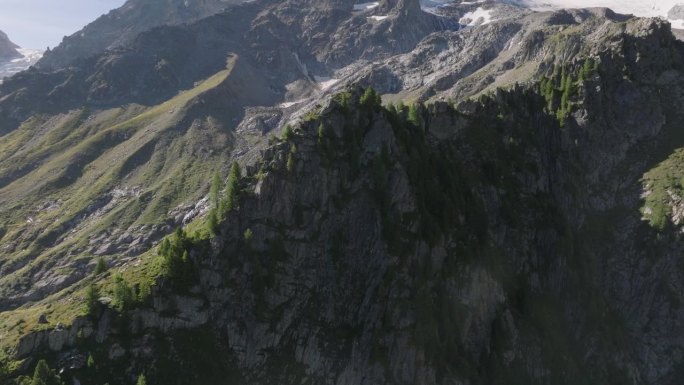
[36,0,244,70]
[1,0,684,384]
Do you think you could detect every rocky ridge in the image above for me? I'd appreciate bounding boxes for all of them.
[36,0,243,70]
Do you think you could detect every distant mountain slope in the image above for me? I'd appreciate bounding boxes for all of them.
[36,0,244,69]
[0,48,43,82]
[0,31,42,83]
[0,30,20,61]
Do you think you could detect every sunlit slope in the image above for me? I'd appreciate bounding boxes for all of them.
[0,61,238,308]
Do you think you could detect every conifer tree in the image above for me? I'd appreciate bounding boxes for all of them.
[317,123,328,143]
[210,172,221,208]
[287,145,297,173]
[85,284,100,316]
[94,257,107,275]
[408,104,421,127]
[113,275,134,312]
[31,360,61,385]
[360,87,382,109]
[208,209,219,234]
[222,162,241,213]
[282,125,294,140]
[137,374,147,385]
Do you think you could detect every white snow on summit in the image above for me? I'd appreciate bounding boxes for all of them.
[421,0,684,29]
[511,0,679,17]
[507,0,684,28]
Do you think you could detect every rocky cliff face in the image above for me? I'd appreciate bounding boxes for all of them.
[2,1,684,385]
[0,0,457,347]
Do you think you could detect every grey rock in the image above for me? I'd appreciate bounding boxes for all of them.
[108,343,125,360]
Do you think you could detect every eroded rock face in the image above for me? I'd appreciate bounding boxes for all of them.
[16,317,93,358]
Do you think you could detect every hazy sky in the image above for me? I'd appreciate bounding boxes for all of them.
[0,0,127,49]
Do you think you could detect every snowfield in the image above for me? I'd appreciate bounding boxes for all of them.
[506,0,684,28]
[0,48,43,83]
[510,0,681,17]
[424,1,684,29]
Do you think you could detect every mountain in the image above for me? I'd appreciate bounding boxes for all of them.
[36,0,244,70]
[0,30,42,84]
[0,50,43,83]
[0,30,20,61]
[1,1,684,384]
[0,0,456,134]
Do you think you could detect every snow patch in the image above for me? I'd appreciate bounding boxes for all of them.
[369,15,390,21]
[353,2,380,11]
[460,7,494,26]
